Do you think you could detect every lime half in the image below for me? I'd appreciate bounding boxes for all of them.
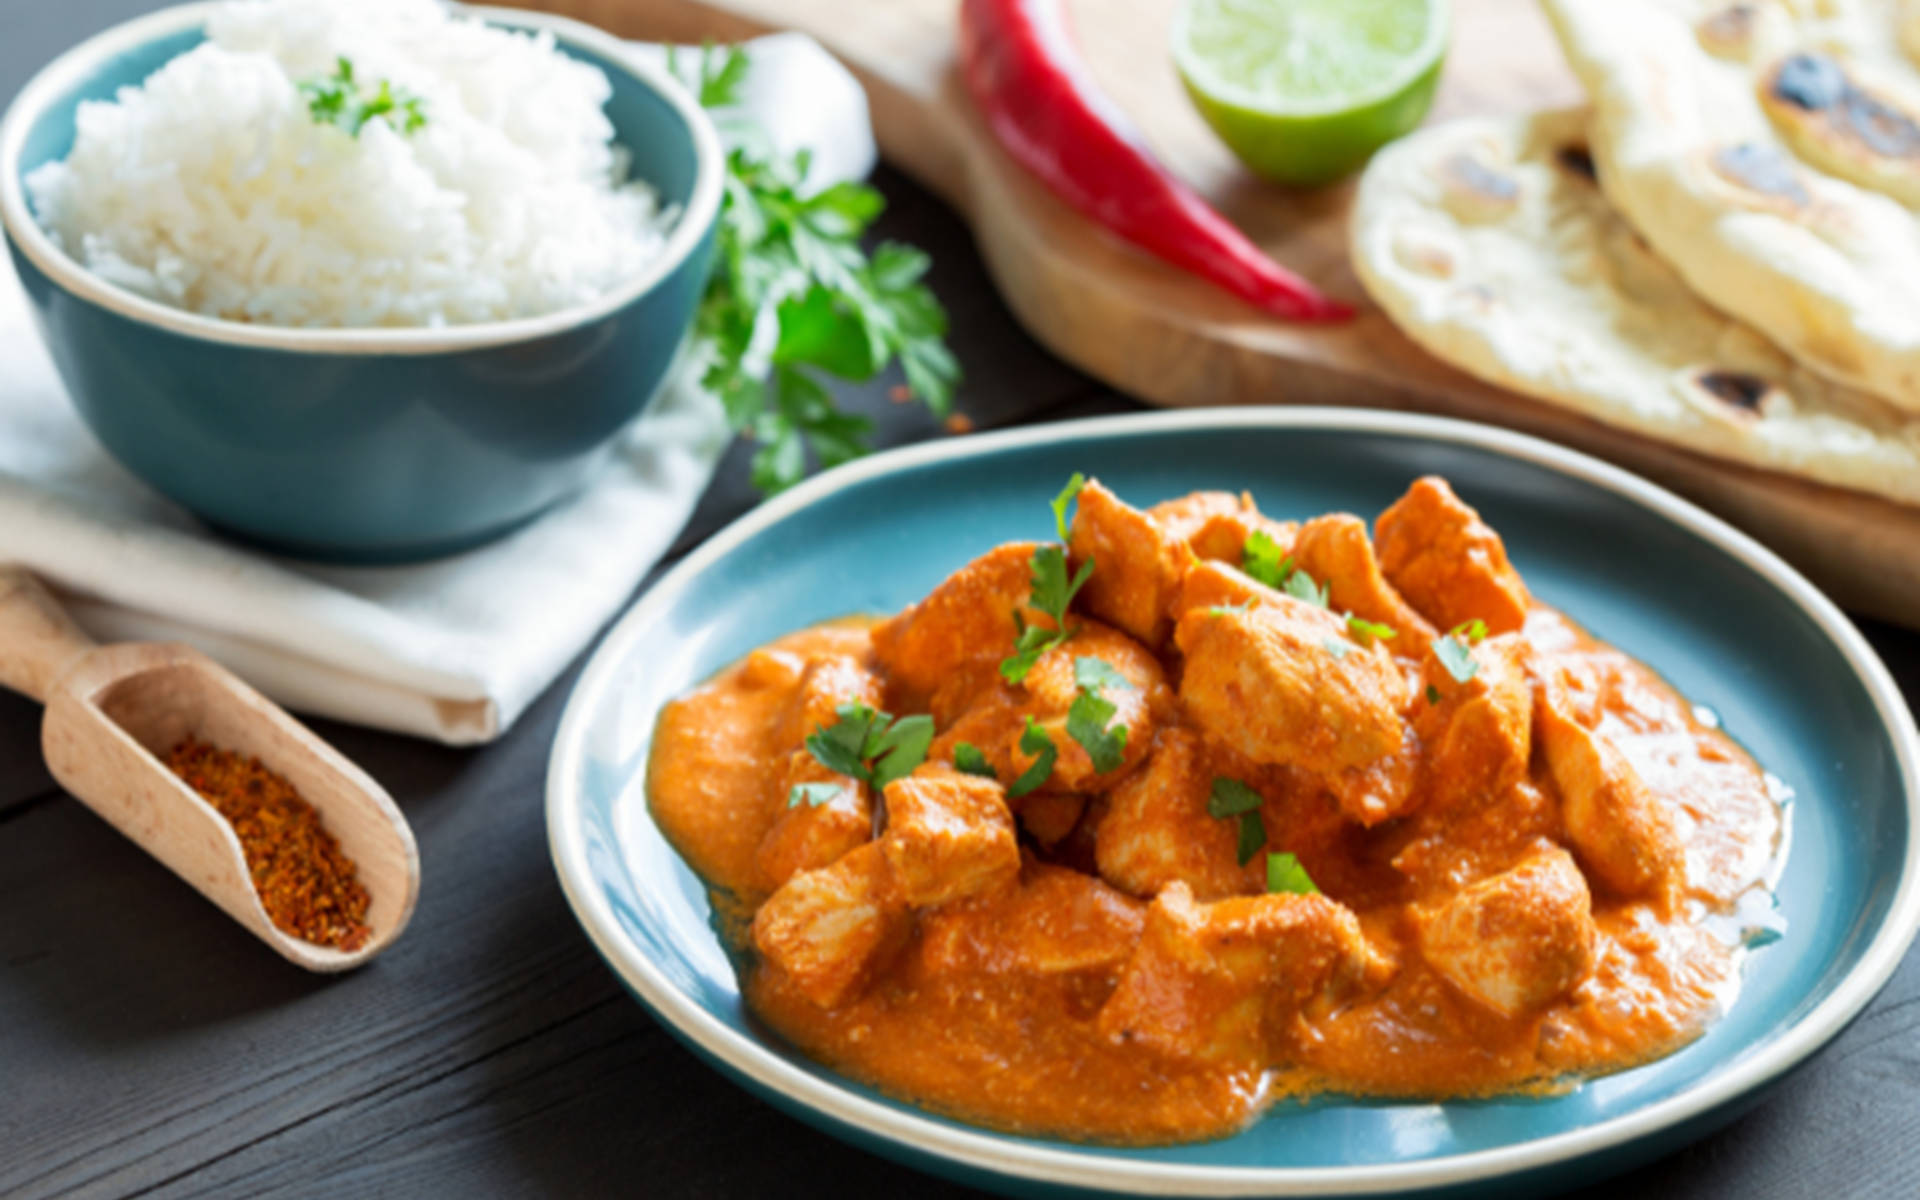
[1173,0,1449,187]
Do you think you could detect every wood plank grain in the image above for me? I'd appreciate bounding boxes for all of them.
[527,0,1920,628]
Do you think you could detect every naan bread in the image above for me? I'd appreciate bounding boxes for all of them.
[1352,108,1920,505]
[1544,0,1920,411]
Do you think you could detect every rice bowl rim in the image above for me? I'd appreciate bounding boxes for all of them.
[0,0,726,357]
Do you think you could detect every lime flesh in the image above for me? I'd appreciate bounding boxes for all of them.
[1174,0,1450,187]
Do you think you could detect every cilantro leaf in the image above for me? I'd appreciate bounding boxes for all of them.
[300,57,426,138]
[1052,472,1086,542]
[869,714,934,793]
[1207,777,1264,818]
[1425,683,1443,706]
[1283,568,1330,609]
[952,742,997,779]
[1346,615,1397,644]
[800,703,934,794]
[1031,544,1093,617]
[1322,637,1352,661]
[1237,811,1268,865]
[686,44,960,494]
[1008,717,1057,797]
[1065,689,1128,774]
[1434,634,1480,684]
[1448,619,1490,644]
[1242,531,1290,589]
[1073,656,1134,694]
[999,546,1092,685]
[1267,852,1320,895]
[1208,601,1254,618]
[787,781,844,809]
[805,702,882,778]
[999,620,1060,686]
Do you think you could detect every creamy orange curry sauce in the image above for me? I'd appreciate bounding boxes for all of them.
[649,476,1786,1145]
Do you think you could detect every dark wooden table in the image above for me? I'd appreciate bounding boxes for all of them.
[6,6,1920,1197]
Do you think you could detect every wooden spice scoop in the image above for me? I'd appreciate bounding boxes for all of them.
[0,566,419,971]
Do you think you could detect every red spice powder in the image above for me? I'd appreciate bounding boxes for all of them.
[163,736,372,952]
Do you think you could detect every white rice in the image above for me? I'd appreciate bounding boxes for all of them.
[26,0,678,329]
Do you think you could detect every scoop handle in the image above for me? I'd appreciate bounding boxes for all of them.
[0,566,98,704]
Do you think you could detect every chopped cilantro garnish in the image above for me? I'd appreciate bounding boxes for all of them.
[1208,778,1267,865]
[869,714,934,793]
[1448,619,1489,644]
[1322,637,1352,661]
[1052,473,1086,542]
[1073,656,1134,694]
[1346,615,1397,644]
[786,781,845,809]
[999,544,1093,684]
[1008,717,1057,797]
[1241,530,1291,589]
[952,742,997,779]
[799,702,934,796]
[1434,633,1480,685]
[300,57,426,137]
[1267,852,1319,895]
[1425,683,1443,706]
[1066,689,1128,773]
[1237,810,1268,865]
[1207,777,1264,818]
[1207,600,1255,618]
[1283,567,1330,609]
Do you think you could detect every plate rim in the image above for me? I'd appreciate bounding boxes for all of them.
[546,407,1920,1195]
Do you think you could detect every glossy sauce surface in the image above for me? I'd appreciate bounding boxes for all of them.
[648,481,1786,1145]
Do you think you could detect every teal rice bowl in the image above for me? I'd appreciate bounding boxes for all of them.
[0,2,723,561]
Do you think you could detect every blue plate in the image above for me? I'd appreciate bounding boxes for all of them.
[546,410,1920,1197]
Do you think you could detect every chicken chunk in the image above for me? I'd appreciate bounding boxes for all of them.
[1017,792,1087,847]
[1169,560,1273,620]
[752,842,908,1008]
[1149,490,1299,567]
[1069,480,1193,647]
[1374,477,1530,635]
[773,652,884,750]
[1097,883,1383,1065]
[1323,737,1422,827]
[878,766,1020,907]
[756,752,871,891]
[1095,728,1263,900]
[871,542,1046,703]
[1175,599,1407,776]
[1290,513,1437,654]
[1536,679,1683,903]
[1416,846,1596,1018]
[1146,491,1246,546]
[919,859,1146,979]
[1415,633,1533,813]
[934,621,1170,792]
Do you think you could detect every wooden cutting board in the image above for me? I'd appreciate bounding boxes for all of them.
[535,0,1920,627]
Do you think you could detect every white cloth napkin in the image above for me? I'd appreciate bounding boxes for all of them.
[0,33,876,745]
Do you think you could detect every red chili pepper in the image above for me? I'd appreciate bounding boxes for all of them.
[958,0,1352,324]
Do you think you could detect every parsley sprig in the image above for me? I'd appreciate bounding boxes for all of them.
[674,45,960,494]
[1066,656,1131,773]
[790,702,934,807]
[1009,718,1057,797]
[1000,476,1093,685]
[1266,851,1319,895]
[1208,777,1267,865]
[1240,533,1403,660]
[300,57,426,138]
[952,742,996,779]
[1433,619,1489,685]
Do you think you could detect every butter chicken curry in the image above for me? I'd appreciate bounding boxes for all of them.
[649,475,1786,1145]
